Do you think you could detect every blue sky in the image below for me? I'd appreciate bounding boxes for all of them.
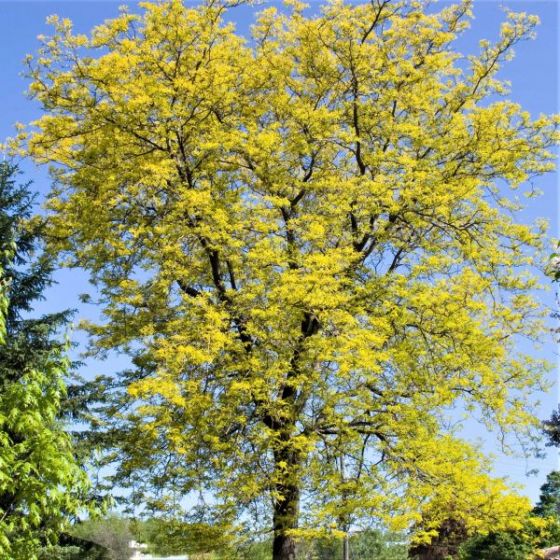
[0,0,558,504]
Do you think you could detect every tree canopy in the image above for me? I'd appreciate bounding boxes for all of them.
[23,1,559,558]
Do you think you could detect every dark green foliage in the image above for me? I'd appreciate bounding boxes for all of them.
[458,530,535,560]
[532,472,560,547]
[534,471,560,518]
[39,533,110,560]
[544,408,560,449]
[0,162,88,559]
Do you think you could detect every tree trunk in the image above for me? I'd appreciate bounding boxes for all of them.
[342,533,350,560]
[272,479,300,560]
[270,312,317,560]
[273,531,297,560]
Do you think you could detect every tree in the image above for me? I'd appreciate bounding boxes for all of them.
[24,1,559,559]
[131,518,234,558]
[530,471,560,549]
[39,533,110,560]
[348,529,407,560]
[71,516,134,560]
[534,472,560,518]
[543,407,560,449]
[0,162,88,559]
[457,473,560,560]
[457,514,560,560]
[458,529,536,560]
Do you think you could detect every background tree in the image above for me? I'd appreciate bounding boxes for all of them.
[456,514,560,560]
[347,530,407,560]
[458,528,536,560]
[131,517,235,558]
[534,472,560,518]
[0,162,88,559]
[456,472,560,560]
[24,1,559,559]
[543,407,560,449]
[39,533,110,560]
[70,515,134,560]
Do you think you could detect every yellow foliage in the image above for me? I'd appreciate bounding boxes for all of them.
[22,0,559,544]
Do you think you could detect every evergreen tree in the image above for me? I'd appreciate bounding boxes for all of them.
[534,472,560,518]
[544,407,560,449]
[0,162,88,559]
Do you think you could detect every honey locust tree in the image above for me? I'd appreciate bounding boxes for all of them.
[25,1,559,559]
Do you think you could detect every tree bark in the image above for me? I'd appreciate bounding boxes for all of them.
[270,312,317,560]
[342,533,350,560]
[272,530,297,560]
[272,475,300,560]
